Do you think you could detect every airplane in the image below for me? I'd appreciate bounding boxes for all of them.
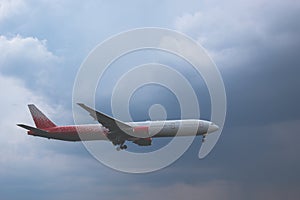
[17,104,219,150]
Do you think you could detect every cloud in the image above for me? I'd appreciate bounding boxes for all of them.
[0,73,104,200]
[169,1,300,199]
[0,35,61,91]
[0,0,26,22]
[0,34,76,108]
[174,11,202,34]
[0,73,58,168]
[174,0,300,65]
[173,0,300,125]
[119,181,242,200]
[0,0,299,199]
[0,35,93,199]
[0,35,58,65]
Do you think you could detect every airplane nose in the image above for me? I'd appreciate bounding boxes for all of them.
[208,123,219,133]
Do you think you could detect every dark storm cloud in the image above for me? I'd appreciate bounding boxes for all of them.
[1,0,300,200]
[175,0,300,127]
[160,1,300,198]
[219,5,300,126]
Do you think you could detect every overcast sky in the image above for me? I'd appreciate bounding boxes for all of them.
[0,0,300,199]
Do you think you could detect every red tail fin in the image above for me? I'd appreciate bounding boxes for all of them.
[28,104,56,129]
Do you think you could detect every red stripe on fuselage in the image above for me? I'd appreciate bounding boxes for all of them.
[28,125,107,141]
[133,126,149,132]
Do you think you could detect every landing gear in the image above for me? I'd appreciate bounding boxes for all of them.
[113,136,128,151]
[202,134,207,143]
[115,144,127,151]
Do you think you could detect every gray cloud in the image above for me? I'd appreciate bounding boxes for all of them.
[0,0,299,200]
[175,0,300,125]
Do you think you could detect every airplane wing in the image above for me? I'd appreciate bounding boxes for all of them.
[77,103,132,131]
[77,103,135,149]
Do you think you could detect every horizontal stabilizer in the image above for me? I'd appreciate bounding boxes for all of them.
[17,124,49,135]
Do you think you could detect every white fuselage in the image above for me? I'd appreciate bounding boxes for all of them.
[26,119,218,142]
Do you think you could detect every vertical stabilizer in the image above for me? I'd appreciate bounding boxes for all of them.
[28,104,56,129]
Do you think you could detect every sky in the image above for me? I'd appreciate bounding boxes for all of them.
[0,0,300,199]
